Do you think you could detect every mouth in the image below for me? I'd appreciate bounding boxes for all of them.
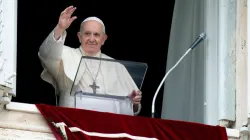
[86,44,97,48]
[87,44,97,46]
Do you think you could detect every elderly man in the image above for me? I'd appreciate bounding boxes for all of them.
[38,6,142,115]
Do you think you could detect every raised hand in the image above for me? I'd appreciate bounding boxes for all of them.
[57,5,77,30]
[54,6,77,40]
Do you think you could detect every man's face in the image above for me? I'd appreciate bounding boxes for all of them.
[77,20,107,55]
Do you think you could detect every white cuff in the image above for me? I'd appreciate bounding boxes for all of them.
[52,31,64,42]
[133,103,141,115]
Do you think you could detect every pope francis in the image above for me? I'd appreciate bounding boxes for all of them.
[38,6,142,115]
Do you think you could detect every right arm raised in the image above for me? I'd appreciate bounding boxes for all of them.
[38,26,66,61]
[38,26,67,86]
[38,6,77,84]
[39,5,77,61]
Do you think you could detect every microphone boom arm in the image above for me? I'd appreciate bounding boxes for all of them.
[151,48,192,118]
[151,32,206,118]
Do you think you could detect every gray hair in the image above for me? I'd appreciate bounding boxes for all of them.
[79,17,106,34]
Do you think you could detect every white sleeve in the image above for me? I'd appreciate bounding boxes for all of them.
[38,28,67,90]
[38,28,67,61]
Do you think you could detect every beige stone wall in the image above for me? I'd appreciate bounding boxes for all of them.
[0,107,55,139]
[235,0,248,130]
[229,0,248,140]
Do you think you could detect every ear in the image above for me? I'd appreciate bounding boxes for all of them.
[77,32,82,43]
[102,34,108,45]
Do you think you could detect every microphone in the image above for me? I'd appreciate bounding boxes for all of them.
[151,32,206,118]
[190,33,206,49]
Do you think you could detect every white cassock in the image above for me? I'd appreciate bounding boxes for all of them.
[38,29,141,115]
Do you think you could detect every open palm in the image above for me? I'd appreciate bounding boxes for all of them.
[57,6,77,30]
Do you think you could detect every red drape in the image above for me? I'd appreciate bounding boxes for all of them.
[36,104,228,140]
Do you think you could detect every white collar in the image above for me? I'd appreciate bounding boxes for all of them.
[79,46,101,57]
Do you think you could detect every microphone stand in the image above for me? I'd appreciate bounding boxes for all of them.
[151,33,206,118]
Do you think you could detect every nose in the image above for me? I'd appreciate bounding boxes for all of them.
[89,34,95,42]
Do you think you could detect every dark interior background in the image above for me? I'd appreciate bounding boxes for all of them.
[14,0,175,118]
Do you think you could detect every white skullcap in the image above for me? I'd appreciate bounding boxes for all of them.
[81,17,105,33]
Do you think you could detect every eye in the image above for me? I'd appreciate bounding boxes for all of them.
[94,33,100,37]
[83,31,91,37]
[84,32,90,36]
